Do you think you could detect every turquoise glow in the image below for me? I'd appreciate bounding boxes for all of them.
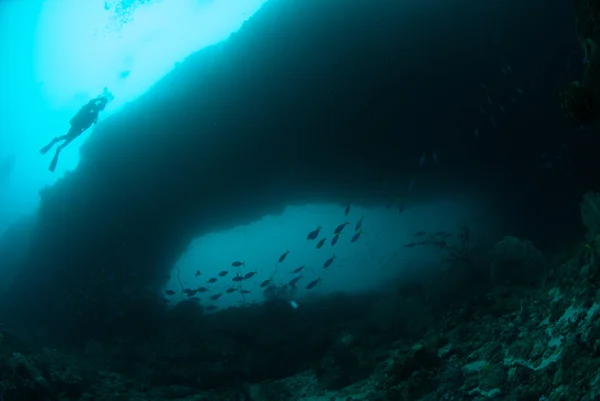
[0,0,267,231]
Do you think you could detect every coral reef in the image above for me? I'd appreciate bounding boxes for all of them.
[3,196,600,400]
[489,236,544,285]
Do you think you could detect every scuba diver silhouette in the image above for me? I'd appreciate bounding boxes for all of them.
[40,95,110,172]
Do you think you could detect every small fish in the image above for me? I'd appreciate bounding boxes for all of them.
[355,215,364,232]
[331,234,340,246]
[485,93,492,105]
[316,238,326,249]
[185,290,197,297]
[209,293,222,301]
[344,204,351,216]
[499,105,505,115]
[405,242,417,248]
[164,289,176,296]
[243,271,258,280]
[206,278,218,284]
[474,127,479,139]
[225,287,237,294]
[289,276,302,286]
[510,96,516,104]
[260,279,271,288]
[517,89,525,95]
[307,226,322,240]
[414,231,426,237]
[350,230,362,243]
[324,255,337,269]
[490,116,497,129]
[278,250,290,263]
[398,200,405,213]
[333,222,349,235]
[240,289,251,294]
[291,265,305,274]
[350,230,363,243]
[195,270,201,277]
[478,106,486,115]
[418,152,427,167]
[232,275,244,282]
[218,270,228,276]
[306,277,322,290]
[408,178,416,192]
[231,261,245,267]
[183,288,196,295]
[196,286,209,293]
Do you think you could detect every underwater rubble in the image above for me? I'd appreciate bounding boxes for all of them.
[2,193,600,400]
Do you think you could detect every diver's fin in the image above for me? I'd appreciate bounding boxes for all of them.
[40,138,58,155]
[48,151,60,172]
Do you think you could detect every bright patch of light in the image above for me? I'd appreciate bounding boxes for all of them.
[0,0,266,234]
[34,0,267,110]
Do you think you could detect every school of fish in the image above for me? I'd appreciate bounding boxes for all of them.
[163,203,371,311]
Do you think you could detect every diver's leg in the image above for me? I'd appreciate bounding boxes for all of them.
[40,136,63,155]
[48,137,75,173]
[40,126,78,155]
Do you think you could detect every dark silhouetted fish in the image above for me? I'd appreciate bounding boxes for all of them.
[398,200,405,213]
[278,250,290,263]
[291,265,304,274]
[289,276,302,286]
[324,255,337,269]
[350,230,362,243]
[355,215,364,232]
[243,271,257,280]
[307,226,321,240]
[333,222,349,235]
[306,277,322,289]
